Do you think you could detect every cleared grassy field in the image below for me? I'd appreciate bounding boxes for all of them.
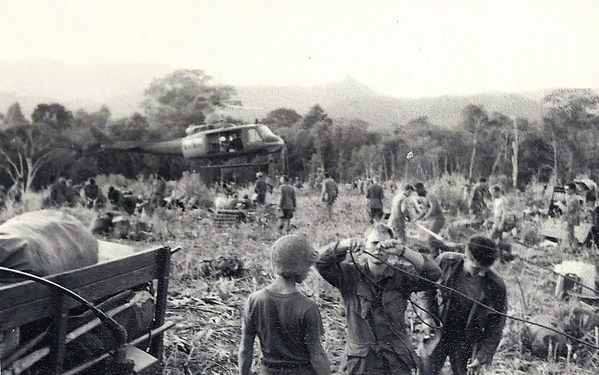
[155,186,598,374]
[2,180,599,374]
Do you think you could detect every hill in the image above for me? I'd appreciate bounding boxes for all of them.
[0,60,546,128]
[234,79,545,130]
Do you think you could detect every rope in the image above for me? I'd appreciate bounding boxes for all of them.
[360,250,599,351]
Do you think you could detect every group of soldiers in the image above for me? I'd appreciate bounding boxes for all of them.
[43,174,179,216]
[253,172,300,231]
[252,171,339,230]
[557,182,594,249]
[241,174,512,374]
[241,179,507,374]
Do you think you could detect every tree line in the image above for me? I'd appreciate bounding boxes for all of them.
[1,69,598,192]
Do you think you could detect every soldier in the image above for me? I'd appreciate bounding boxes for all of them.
[563,182,584,249]
[50,177,68,206]
[469,178,491,222]
[366,176,385,224]
[83,178,101,208]
[316,223,441,374]
[486,185,507,242]
[239,235,331,375]
[321,172,339,220]
[108,186,123,208]
[423,236,507,375]
[150,174,166,209]
[387,184,415,241]
[279,176,297,232]
[121,190,138,215]
[414,182,446,256]
[254,172,268,205]
[219,135,230,152]
[229,132,244,151]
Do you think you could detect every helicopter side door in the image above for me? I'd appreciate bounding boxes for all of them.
[208,129,246,155]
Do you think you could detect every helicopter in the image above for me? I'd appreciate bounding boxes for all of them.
[99,120,285,168]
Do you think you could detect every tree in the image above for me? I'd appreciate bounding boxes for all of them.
[0,125,69,190]
[74,106,111,130]
[508,117,535,188]
[142,69,237,137]
[461,105,489,181]
[312,120,333,172]
[4,102,29,128]
[352,144,383,179]
[96,113,165,178]
[518,132,554,185]
[298,105,334,172]
[278,126,314,177]
[31,103,74,132]
[486,112,513,177]
[108,113,153,141]
[333,120,376,182]
[300,105,332,130]
[262,108,302,130]
[543,89,599,179]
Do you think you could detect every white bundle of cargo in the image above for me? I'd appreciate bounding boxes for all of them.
[0,210,98,277]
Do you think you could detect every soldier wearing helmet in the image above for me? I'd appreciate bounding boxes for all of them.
[239,235,331,375]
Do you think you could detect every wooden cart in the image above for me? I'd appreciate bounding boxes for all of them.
[0,245,174,375]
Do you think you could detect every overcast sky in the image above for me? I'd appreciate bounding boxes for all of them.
[1,0,598,98]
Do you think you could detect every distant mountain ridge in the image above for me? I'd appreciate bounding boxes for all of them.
[0,60,551,129]
[234,79,545,130]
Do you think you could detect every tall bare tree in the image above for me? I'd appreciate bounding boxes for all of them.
[0,125,66,191]
[461,105,489,181]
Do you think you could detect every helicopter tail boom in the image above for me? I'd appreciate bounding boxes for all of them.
[102,139,184,156]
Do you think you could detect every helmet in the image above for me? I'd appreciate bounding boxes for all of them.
[256,172,263,178]
[271,235,317,277]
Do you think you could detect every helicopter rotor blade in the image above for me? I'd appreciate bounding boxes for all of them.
[220,103,265,110]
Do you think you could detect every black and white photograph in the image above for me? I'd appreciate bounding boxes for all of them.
[1,1,599,374]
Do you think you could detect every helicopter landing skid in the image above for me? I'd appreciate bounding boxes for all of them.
[199,161,270,169]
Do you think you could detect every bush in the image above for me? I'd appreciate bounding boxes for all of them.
[0,189,46,223]
[173,171,214,210]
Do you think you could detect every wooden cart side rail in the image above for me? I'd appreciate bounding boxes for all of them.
[0,246,170,330]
